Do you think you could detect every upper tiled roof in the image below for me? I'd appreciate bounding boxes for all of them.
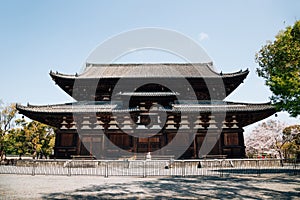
[50,62,249,79]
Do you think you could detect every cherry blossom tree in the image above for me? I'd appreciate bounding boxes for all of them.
[245,120,287,158]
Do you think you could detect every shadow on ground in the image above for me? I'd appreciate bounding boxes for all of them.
[42,175,300,199]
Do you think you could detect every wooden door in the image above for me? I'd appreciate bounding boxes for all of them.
[137,137,160,152]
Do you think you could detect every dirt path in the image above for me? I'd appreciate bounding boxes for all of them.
[0,174,299,199]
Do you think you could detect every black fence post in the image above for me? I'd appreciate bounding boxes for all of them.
[256,159,260,177]
[219,160,223,177]
[143,161,147,178]
[104,161,108,178]
[67,161,71,176]
[31,161,36,176]
[182,161,186,177]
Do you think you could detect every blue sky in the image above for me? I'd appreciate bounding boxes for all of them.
[0,0,299,131]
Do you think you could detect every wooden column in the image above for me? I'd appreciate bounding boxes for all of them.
[193,137,197,158]
[238,128,246,158]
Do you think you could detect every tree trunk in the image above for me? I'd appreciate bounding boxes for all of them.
[0,150,4,161]
[277,150,284,167]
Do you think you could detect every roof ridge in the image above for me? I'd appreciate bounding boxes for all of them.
[85,62,214,67]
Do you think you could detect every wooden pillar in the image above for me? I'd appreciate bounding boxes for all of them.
[193,136,197,158]
[76,132,81,155]
[101,115,111,159]
[54,129,61,158]
[133,137,137,153]
[238,128,246,158]
[219,132,224,156]
[147,138,151,152]
[162,129,168,155]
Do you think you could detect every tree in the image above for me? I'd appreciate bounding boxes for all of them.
[5,127,28,159]
[280,125,300,159]
[245,120,287,158]
[0,102,17,160]
[256,20,300,117]
[11,119,56,159]
[245,120,300,161]
[23,120,55,159]
[0,102,55,160]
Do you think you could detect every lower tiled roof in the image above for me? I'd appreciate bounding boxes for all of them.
[16,101,275,114]
[170,102,274,112]
[117,92,180,96]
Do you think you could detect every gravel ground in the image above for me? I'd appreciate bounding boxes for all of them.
[0,174,299,199]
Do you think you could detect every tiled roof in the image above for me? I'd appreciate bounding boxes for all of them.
[17,102,138,114]
[50,63,249,79]
[170,102,275,113]
[117,92,180,96]
[17,101,275,114]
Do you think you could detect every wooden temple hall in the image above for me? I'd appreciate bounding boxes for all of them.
[17,63,276,159]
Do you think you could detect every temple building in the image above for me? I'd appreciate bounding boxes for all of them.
[17,63,276,159]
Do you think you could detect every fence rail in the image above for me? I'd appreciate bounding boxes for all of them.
[0,159,298,177]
